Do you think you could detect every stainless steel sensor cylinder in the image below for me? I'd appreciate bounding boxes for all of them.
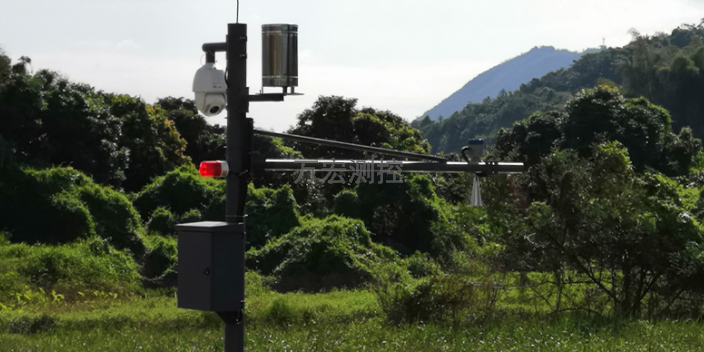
[262,24,298,88]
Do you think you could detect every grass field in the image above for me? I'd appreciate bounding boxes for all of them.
[2,288,704,352]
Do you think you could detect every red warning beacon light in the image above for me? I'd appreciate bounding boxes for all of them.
[199,161,229,178]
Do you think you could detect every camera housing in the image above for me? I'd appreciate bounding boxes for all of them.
[193,63,227,116]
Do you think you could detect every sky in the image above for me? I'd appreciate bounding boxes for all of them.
[1,0,703,131]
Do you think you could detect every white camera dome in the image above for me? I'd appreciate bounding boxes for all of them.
[193,63,227,116]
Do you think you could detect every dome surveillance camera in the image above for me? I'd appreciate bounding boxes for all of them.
[193,63,227,117]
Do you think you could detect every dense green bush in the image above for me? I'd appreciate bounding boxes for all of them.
[140,235,177,287]
[133,164,220,220]
[146,207,177,236]
[405,252,442,279]
[76,176,144,255]
[244,185,300,248]
[136,167,300,247]
[372,260,502,325]
[0,167,144,252]
[0,238,141,301]
[134,166,300,247]
[351,174,477,264]
[178,208,202,224]
[247,215,397,292]
[332,190,361,219]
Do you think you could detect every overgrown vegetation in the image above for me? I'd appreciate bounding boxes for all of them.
[414,21,704,154]
[2,21,704,351]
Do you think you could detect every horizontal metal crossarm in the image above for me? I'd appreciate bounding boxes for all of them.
[253,129,447,162]
[258,159,524,174]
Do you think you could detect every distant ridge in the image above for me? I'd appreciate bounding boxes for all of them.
[421,46,588,120]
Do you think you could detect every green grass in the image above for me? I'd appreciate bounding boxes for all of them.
[2,291,704,351]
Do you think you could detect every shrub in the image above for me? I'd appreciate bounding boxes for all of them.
[263,297,297,325]
[147,207,177,236]
[372,260,503,325]
[0,167,96,244]
[332,190,360,219]
[133,164,221,220]
[0,167,145,252]
[140,235,177,286]
[178,208,202,223]
[244,270,273,297]
[405,252,441,279]
[245,184,300,248]
[350,173,479,264]
[77,180,144,254]
[247,215,396,292]
[136,167,299,249]
[0,239,141,300]
[0,232,9,245]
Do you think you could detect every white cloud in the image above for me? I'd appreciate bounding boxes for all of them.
[30,49,197,103]
[8,0,704,134]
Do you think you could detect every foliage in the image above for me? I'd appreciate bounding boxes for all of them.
[0,167,143,253]
[372,260,502,325]
[487,142,704,317]
[247,215,397,292]
[133,164,221,220]
[405,252,442,279]
[495,86,701,177]
[0,55,193,190]
[146,207,177,236]
[416,22,704,154]
[140,235,177,286]
[244,184,300,248]
[156,97,225,166]
[414,48,630,153]
[134,166,300,247]
[286,96,433,212]
[289,96,431,159]
[105,94,189,192]
[0,68,129,186]
[0,239,140,301]
[350,174,477,263]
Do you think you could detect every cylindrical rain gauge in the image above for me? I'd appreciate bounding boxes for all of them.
[262,24,298,90]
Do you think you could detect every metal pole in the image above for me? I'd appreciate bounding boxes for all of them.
[253,129,448,162]
[223,22,249,352]
[257,159,525,174]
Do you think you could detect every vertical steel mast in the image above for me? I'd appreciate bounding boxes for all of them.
[177,11,522,352]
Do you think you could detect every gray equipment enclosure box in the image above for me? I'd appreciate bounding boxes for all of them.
[177,221,245,311]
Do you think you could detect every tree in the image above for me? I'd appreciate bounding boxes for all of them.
[488,142,704,317]
[157,97,226,165]
[288,96,431,158]
[287,96,432,213]
[496,86,700,178]
[106,94,189,192]
[336,174,476,265]
[0,66,128,186]
[494,111,563,168]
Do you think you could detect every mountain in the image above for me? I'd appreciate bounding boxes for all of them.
[421,46,592,121]
[412,47,629,153]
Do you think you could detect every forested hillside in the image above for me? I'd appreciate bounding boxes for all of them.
[422,46,587,121]
[414,22,704,154]
[3,22,704,351]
